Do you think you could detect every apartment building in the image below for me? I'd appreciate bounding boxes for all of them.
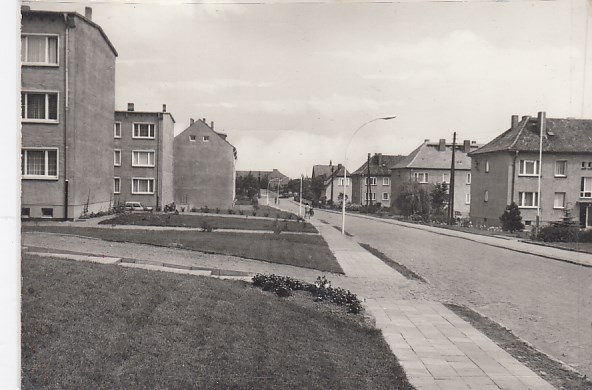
[351,153,406,208]
[113,103,175,209]
[21,6,117,219]
[469,112,592,228]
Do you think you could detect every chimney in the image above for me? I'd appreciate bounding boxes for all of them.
[162,104,167,112]
[463,140,471,153]
[337,163,342,171]
[210,121,214,130]
[127,103,134,112]
[537,111,546,136]
[424,139,430,143]
[85,6,92,20]
[202,118,206,123]
[190,118,194,125]
[511,115,519,129]
[438,139,446,151]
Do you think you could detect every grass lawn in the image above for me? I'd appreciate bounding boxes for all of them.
[186,204,298,220]
[100,212,317,233]
[23,226,342,273]
[22,256,413,389]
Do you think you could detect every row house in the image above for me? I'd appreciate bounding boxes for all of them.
[174,118,237,209]
[391,139,480,218]
[351,153,406,208]
[113,103,175,210]
[469,112,592,228]
[311,163,352,204]
[21,6,117,219]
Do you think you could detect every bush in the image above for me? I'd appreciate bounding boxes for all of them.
[191,207,198,212]
[201,205,210,214]
[537,225,583,242]
[200,221,214,232]
[227,209,235,215]
[215,207,220,214]
[239,209,245,215]
[500,202,524,232]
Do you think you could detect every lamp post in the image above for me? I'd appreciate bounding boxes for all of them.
[341,116,397,235]
[299,174,303,216]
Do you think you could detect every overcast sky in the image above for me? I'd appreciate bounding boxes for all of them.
[22,0,592,178]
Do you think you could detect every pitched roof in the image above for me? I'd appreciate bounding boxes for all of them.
[393,141,480,171]
[176,119,237,159]
[236,169,289,181]
[114,110,176,123]
[352,154,406,176]
[469,116,592,156]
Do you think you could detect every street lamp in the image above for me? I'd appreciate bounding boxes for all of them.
[266,178,281,205]
[341,116,397,235]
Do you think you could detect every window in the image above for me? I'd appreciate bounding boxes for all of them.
[41,208,53,218]
[114,178,121,194]
[518,192,539,208]
[365,192,377,201]
[114,122,121,138]
[21,208,30,218]
[554,160,567,177]
[484,190,488,202]
[442,173,450,183]
[485,160,490,173]
[114,150,121,166]
[189,135,196,141]
[581,177,592,198]
[203,136,210,142]
[382,192,389,201]
[553,192,566,209]
[466,173,471,184]
[414,172,428,183]
[21,92,58,122]
[582,162,587,169]
[132,150,155,167]
[132,178,155,194]
[21,149,58,179]
[383,177,390,186]
[465,193,471,204]
[519,160,539,176]
[365,177,377,186]
[589,162,592,169]
[338,178,350,186]
[133,123,155,139]
[21,34,58,65]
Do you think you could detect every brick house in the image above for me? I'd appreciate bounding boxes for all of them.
[311,163,351,204]
[469,112,592,229]
[391,139,480,217]
[113,103,175,210]
[21,6,117,219]
[351,153,406,208]
[174,118,237,209]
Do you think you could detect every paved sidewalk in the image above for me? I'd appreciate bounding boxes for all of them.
[309,216,555,390]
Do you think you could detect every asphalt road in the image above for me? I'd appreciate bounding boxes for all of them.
[282,201,592,379]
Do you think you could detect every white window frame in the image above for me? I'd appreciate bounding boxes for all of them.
[21,148,59,180]
[382,192,389,201]
[114,122,122,138]
[114,149,121,166]
[518,192,539,208]
[21,34,59,66]
[519,159,539,176]
[382,177,390,186]
[442,173,450,184]
[582,162,587,169]
[21,91,59,123]
[338,177,350,187]
[414,172,428,183]
[466,173,471,184]
[553,192,566,209]
[132,150,155,167]
[132,122,155,139]
[554,160,567,177]
[484,190,489,202]
[365,177,377,186]
[203,135,210,142]
[132,177,155,194]
[485,160,490,173]
[189,135,196,142]
[581,177,592,198]
[465,193,471,204]
[114,177,121,194]
[364,192,377,201]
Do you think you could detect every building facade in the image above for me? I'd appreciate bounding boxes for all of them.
[21,7,117,219]
[174,118,237,209]
[351,153,406,208]
[311,163,352,204]
[113,103,175,209]
[391,139,479,217]
[469,113,592,229]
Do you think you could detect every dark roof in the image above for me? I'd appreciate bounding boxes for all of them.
[469,116,592,156]
[115,110,176,123]
[176,119,237,159]
[236,169,289,181]
[352,154,406,176]
[22,8,118,57]
[393,141,480,171]
[312,164,350,178]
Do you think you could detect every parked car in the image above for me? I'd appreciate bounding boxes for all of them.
[124,202,153,212]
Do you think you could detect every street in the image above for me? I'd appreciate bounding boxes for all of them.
[281,200,592,379]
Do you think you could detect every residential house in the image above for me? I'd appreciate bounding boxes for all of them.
[469,112,592,229]
[113,103,175,210]
[174,118,237,209]
[21,6,117,219]
[351,153,406,208]
[311,163,352,204]
[236,169,290,190]
[391,139,480,217]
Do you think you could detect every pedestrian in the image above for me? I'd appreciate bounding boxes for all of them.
[309,205,314,217]
[304,203,310,218]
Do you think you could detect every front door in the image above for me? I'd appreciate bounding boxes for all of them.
[581,204,592,228]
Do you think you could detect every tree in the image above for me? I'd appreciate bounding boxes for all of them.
[499,202,525,232]
[430,182,448,216]
[394,182,430,218]
[235,172,259,199]
[310,176,326,201]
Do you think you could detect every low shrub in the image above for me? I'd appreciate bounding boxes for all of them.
[537,225,592,243]
[239,209,245,215]
[200,221,214,232]
[215,207,220,214]
[252,211,257,216]
[201,206,210,214]
[264,212,270,218]
[227,209,235,215]
[191,207,198,212]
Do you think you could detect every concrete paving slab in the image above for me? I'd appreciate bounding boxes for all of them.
[27,251,121,264]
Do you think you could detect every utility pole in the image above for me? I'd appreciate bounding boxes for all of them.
[366,153,371,206]
[330,160,334,206]
[448,132,456,224]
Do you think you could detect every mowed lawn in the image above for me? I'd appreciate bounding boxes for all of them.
[23,226,342,273]
[22,257,413,390]
[99,212,317,233]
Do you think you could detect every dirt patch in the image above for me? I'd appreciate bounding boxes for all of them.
[445,303,592,390]
[359,243,426,283]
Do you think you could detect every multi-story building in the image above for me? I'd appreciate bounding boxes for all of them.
[311,163,351,204]
[113,103,175,210]
[391,139,479,217]
[469,112,592,229]
[174,118,237,209]
[351,153,406,208]
[21,6,117,219]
